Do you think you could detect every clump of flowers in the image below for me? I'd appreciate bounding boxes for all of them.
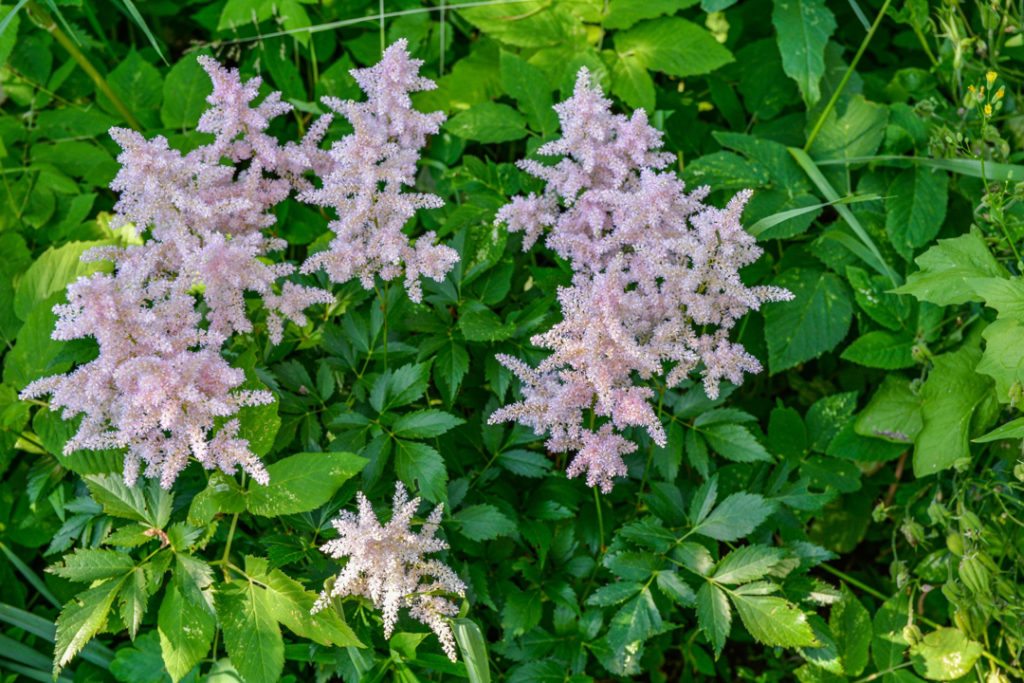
[312,481,466,662]
[489,69,792,493]
[20,43,454,489]
[299,39,459,303]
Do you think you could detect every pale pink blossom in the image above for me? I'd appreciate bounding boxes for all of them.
[491,69,792,491]
[313,482,466,661]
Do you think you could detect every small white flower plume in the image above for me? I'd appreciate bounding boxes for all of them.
[312,482,466,662]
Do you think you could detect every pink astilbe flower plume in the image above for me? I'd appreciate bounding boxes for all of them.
[312,481,466,662]
[299,39,458,302]
[19,55,347,488]
[490,69,792,493]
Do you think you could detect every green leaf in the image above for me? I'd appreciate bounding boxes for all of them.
[976,318,1024,403]
[807,95,888,161]
[609,52,655,112]
[764,269,853,373]
[158,580,214,683]
[109,631,168,683]
[458,303,516,342]
[854,374,923,444]
[391,410,464,439]
[48,548,134,582]
[885,167,949,261]
[694,493,775,542]
[14,240,112,321]
[234,348,280,458]
[213,581,284,683]
[160,51,213,129]
[217,0,273,31]
[453,619,490,683]
[771,0,836,106]
[894,228,1006,305]
[702,423,772,462]
[84,474,167,527]
[102,51,163,128]
[247,452,366,516]
[682,151,771,193]
[840,330,915,369]
[730,593,818,647]
[603,0,698,29]
[187,471,246,527]
[453,504,516,541]
[586,581,643,607]
[447,103,528,143]
[459,2,586,49]
[393,440,447,502]
[497,449,552,478]
[913,346,992,476]
[845,265,912,332]
[54,579,125,675]
[908,628,983,680]
[607,588,662,653]
[831,585,870,677]
[968,276,1024,320]
[384,362,432,410]
[613,17,733,77]
[655,571,696,606]
[712,545,786,584]
[499,51,558,135]
[696,583,731,658]
[974,415,1024,443]
[249,559,360,648]
[435,341,470,404]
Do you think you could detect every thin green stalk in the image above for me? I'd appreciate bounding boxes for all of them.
[26,1,143,131]
[219,511,240,582]
[804,0,892,151]
[593,487,604,552]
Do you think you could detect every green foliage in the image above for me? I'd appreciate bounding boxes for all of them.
[3,0,1024,682]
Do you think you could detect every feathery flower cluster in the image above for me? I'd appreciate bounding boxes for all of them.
[312,482,466,661]
[20,57,338,488]
[299,39,459,302]
[490,69,792,493]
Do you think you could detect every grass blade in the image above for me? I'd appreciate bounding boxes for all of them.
[789,147,900,286]
[816,155,1024,182]
[112,0,168,64]
[747,194,882,238]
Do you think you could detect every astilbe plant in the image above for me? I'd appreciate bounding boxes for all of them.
[490,69,793,493]
[299,39,458,303]
[313,481,466,662]
[19,42,457,490]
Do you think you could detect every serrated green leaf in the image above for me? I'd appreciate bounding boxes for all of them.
[655,571,696,606]
[730,593,818,647]
[247,452,366,516]
[609,52,655,112]
[764,268,853,373]
[213,581,284,683]
[712,545,786,584]
[497,449,552,478]
[393,439,447,503]
[607,588,661,653]
[586,581,643,606]
[977,318,1024,403]
[158,580,214,683]
[48,548,134,583]
[702,423,772,462]
[697,582,731,658]
[54,579,125,675]
[453,504,516,541]
[603,0,698,29]
[694,493,774,542]
[391,410,464,439]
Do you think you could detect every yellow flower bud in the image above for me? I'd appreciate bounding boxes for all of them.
[996,87,1005,99]
[985,103,993,116]
[986,71,997,84]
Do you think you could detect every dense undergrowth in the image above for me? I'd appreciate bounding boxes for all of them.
[1,0,1023,681]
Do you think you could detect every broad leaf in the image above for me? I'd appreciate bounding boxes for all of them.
[696,582,731,658]
[772,0,836,106]
[213,581,284,683]
[694,493,775,541]
[730,593,818,647]
[764,269,852,373]
[247,452,366,516]
[613,17,733,77]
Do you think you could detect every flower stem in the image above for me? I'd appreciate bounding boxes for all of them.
[26,0,143,132]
